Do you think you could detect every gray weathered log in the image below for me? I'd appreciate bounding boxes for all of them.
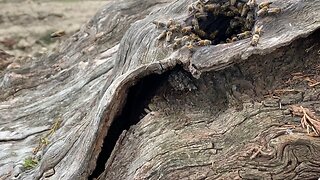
[1,0,320,179]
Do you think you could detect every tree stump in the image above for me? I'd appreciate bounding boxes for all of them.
[1,0,320,179]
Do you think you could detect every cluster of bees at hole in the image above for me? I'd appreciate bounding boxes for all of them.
[153,0,281,50]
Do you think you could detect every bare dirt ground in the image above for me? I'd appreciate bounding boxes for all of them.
[0,0,107,57]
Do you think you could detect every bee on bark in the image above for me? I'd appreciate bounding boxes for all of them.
[169,24,181,33]
[267,7,281,15]
[166,19,175,28]
[241,4,249,17]
[258,1,273,9]
[166,31,173,42]
[199,0,210,4]
[195,12,208,20]
[254,25,263,35]
[237,31,251,39]
[182,35,191,42]
[156,30,167,40]
[152,21,166,28]
[231,36,239,42]
[250,34,260,46]
[246,0,257,9]
[257,6,268,17]
[182,26,193,34]
[196,39,211,46]
[188,4,195,14]
[221,1,230,11]
[204,3,220,12]
[172,37,183,49]
[251,25,263,46]
[191,18,199,30]
[186,41,194,50]
[246,11,254,23]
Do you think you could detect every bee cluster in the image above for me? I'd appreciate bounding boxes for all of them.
[153,0,281,49]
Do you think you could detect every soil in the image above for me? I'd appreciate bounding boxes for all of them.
[0,0,107,57]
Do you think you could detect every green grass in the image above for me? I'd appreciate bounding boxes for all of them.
[23,157,38,170]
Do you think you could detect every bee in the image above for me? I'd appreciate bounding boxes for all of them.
[191,18,199,30]
[209,30,219,39]
[182,26,193,34]
[190,33,202,41]
[228,5,240,15]
[188,4,195,14]
[204,3,220,12]
[230,19,240,29]
[226,27,233,35]
[225,10,235,17]
[182,35,191,42]
[254,25,263,35]
[221,1,230,11]
[199,0,210,4]
[231,36,239,42]
[166,31,173,42]
[246,11,254,23]
[173,37,182,44]
[152,20,166,28]
[195,12,208,20]
[236,2,244,10]
[194,1,205,13]
[50,30,66,38]
[246,0,257,9]
[258,1,273,9]
[250,34,260,46]
[166,19,175,28]
[186,41,194,50]
[169,24,180,32]
[241,4,249,17]
[237,31,251,39]
[156,30,167,40]
[234,16,246,24]
[267,7,281,15]
[193,24,200,31]
[172,43,179,49]
[257,6,268,17]
[226,38,232,43]
[195,29,207,37]
[230,0,237,6]
[245,20,254,30]
[197,39,211,46]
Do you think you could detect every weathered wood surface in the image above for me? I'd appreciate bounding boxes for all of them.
[1,0,320,179]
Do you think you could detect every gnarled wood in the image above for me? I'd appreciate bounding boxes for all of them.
[1,0,320,179]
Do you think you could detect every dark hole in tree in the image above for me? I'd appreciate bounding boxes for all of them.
[198,14,239,43]
[88,66,183,179]
[185,2,256,45]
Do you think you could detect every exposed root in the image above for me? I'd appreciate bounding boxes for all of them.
[289,105,320,136]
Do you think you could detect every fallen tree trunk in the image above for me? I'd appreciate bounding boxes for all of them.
[1,0,320,179]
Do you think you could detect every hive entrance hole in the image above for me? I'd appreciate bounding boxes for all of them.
[198,14,238,44]
[195,12,253,45]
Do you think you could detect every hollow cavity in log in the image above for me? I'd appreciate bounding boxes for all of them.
[89,67,185,179]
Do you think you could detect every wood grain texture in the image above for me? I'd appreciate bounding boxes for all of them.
[1,0,320,179]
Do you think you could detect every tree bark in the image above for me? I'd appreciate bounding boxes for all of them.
[1,0,320,179]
